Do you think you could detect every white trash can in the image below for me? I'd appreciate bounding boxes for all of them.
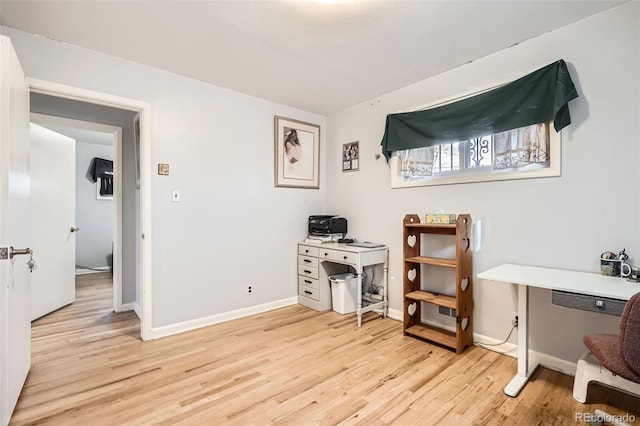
[329,273,357,314]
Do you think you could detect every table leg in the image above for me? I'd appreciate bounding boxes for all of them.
[504,283,539,397]
[357,272,362,327]
[382,263,389,318]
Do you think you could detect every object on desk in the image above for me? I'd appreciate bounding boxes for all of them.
[338,238,355,244]
[600,249,631,277]
[573,292,640,403]
[425,213,458,224]
[308,215,347,236]
[305,234,342,243]
[329,273,358,314]
[347,242,384,248]
[618,248,629,261]
[600,258,631,277]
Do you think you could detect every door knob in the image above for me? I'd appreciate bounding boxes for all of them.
[9,247,36,272]
[70,227,80,232]
[10,247,31,259]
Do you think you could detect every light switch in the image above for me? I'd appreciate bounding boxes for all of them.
[172,190,180,202]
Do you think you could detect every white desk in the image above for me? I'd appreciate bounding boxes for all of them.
[298,241,389,327]
[477,263,640,397]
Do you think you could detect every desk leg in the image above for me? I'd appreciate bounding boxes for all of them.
[382,264,389,318]
[383,250,389,319]
[356,272,363,328]
[504,284,539,397]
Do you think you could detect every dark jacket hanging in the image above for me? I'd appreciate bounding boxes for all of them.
[90,157,114,196]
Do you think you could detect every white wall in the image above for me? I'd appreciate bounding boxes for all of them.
[326,3,640,365]
[1,25,327,328]
[75,142,113,269]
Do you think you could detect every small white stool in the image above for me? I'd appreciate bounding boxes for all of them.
[573,351,640,403]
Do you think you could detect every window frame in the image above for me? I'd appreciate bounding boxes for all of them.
[390,128,560,188]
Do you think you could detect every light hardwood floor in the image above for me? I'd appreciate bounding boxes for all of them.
[10,273,640,425]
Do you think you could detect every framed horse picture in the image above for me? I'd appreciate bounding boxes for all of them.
[274,116,320,189]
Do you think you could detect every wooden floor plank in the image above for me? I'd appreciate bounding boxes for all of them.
[9,272,640,425]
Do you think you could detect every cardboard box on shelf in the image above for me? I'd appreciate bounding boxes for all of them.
[425,214,457,224]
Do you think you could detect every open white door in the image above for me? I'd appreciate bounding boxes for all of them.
[29,123,76,320]
[0,36,32,425]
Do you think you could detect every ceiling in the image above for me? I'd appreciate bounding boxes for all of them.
[36,123,114,147]
[0,0,627,115]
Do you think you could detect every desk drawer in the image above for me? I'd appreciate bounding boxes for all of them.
[298,255,318,268]
[319,249,336,261]
[335,250,358,265]
[298,264,319,280]
[299,285,319,301]
[298,275,319,290]
[299,245,319,257]
[551,290,626,317]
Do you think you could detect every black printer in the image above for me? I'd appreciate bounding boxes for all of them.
[308,215,347,236]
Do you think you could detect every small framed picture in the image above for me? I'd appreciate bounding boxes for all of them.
[274,116,320,189]
[342,141,359,172]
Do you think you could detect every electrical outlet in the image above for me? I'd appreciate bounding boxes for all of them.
[513,312,519,327]
[247,285,253,295]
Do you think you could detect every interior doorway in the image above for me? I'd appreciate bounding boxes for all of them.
[28,79,153,340]
[30,113,122,317]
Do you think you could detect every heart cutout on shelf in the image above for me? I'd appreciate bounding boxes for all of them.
[407,235,416,248]
[463,237,470,252]
[407,268,417,282]
[460,277,469,292]
[461,317,469,331]
[408,302,417,316]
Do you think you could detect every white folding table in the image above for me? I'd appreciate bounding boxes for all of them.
[477,263,640,397]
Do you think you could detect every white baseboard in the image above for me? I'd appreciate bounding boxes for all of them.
[133,302,142,319]
[121,302,134,312]
[473,331,578,376]
[75,266,111,275]
[148,297,299,340]
[388,307,402,321]
[386,309,577,376]
[533,351,579,377]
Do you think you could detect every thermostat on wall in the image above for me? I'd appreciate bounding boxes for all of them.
[158,163,169,175]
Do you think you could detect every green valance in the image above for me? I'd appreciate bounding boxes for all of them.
[380,59,578,161]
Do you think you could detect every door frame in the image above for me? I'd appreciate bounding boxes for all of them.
[28,78,153,340]
[30,113,123,314]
